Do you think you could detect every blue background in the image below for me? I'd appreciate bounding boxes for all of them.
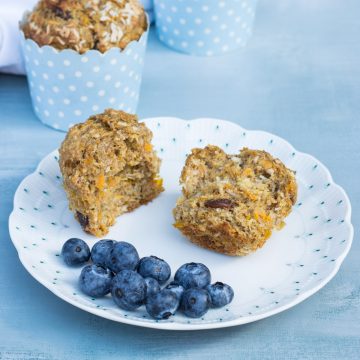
[0,0,359,358]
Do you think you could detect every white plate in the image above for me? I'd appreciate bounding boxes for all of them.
[8,117,353,330]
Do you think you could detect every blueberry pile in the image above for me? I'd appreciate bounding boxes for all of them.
[61,238,234,320]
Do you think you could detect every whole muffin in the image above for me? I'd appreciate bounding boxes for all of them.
[21,0,147,53]
[173,146,297,256]
[59,109,163,237]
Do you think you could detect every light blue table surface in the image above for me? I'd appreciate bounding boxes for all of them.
[1,1,359,359]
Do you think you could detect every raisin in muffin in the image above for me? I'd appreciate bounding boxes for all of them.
[21,0,147,53]
[173,146,297,256]
[59,109,163,236]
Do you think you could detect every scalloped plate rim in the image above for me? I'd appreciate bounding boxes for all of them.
[8,117,354,330]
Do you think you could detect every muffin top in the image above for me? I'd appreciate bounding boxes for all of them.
[59,109,160,181]
[21,0,147,53]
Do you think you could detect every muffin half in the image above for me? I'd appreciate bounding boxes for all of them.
[173,145,297,256]
[59,109,163,236]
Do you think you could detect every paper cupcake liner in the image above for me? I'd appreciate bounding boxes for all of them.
[141,0,153,11]
[141,0,155,23]
[153,0,258,56]
[147,10,155,24]
[20,22,149,131]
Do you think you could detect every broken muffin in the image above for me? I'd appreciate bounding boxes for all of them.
[59,109,163,236]
[173,145,297,256]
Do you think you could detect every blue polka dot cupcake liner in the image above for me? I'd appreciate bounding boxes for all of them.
[141,0,153,11]
[20,23,149,132]
[153,0,258,56]
[141,0,155,23]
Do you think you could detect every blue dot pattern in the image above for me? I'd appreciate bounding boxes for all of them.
[19,26,149,132]
[153,0,258,56]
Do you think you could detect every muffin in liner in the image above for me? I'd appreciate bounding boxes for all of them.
[153,0,258,56]
[19,15,149,131]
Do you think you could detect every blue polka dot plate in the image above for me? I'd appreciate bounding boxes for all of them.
[9,117,353,330]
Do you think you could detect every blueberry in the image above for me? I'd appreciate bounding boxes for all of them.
[146,289,180,320]
[111,270,146,311]
[91,239,117,266]
[206,282,234,308]
[79,264,113,297]
[174,262,211,289]
[144,277,161,298]
[61,238,90,266]
[181,288,210,318]
[164,281,184,301]
[106,241,139,273]
[137,256,171,284]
